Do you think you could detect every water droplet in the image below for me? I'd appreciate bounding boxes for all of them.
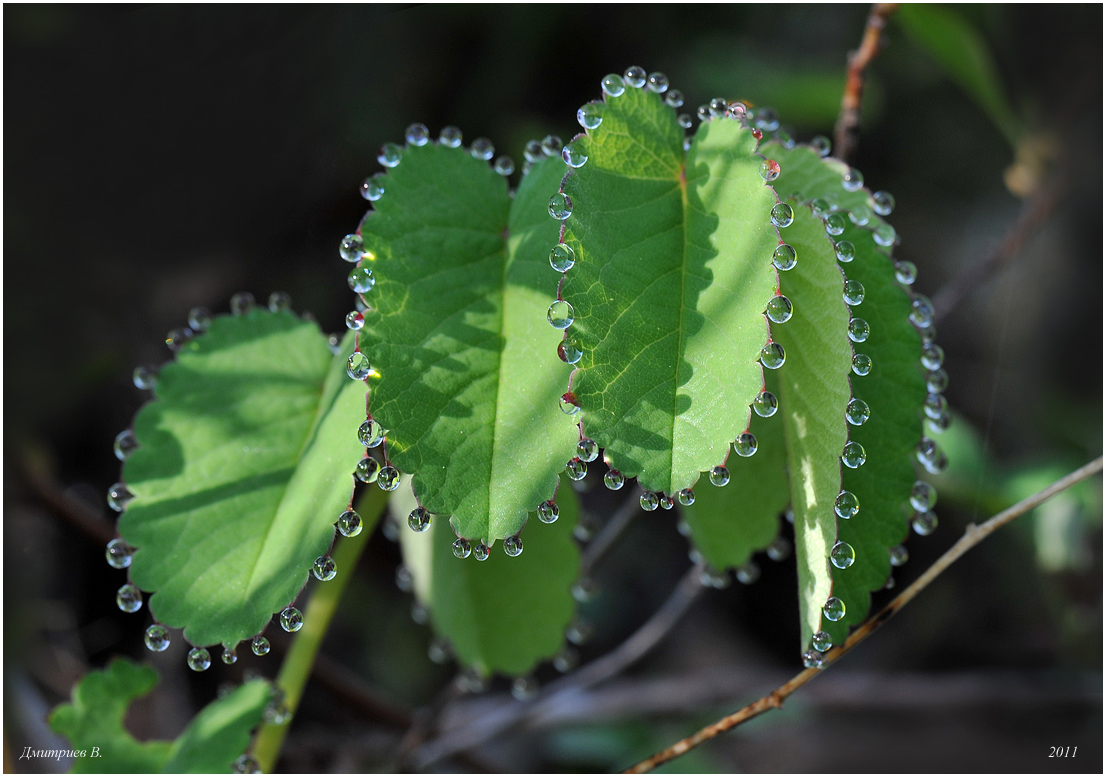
[461,540,485,562]
[116,583,142,613]
[233,755,260,775]
[347,265,375,293]
[378,142,402,168]
[842,441,866,469]
[835,490,860,519]
[424,637,453,665]
[577,102,604,130]
[812,630,833,652]
[912,510,938,536]
[377,465,400,491]
[759,159,780,182]
[640,492,660,511]
[843,280,865,306]
[765,295,792,324]
[601,73,625,97]
[312,555,337,582]
[106,538,135,569]
[549,192,573,220]
[866,188,895,216]
[753,106,780,130]
[470,138,494,161]
[709,466,730,487]
[927,412,951,435]
[346,352,371,380]
[345,311,365,331]
[699,565,730,589]
[187,647,211,671]
[553,646,580,673]
[251,636,270,656]
[803,650,827,669]
[562,141,588,169]
[848,318,870,343]
[676,519,692,537]
[811,198,830,218]
[358,419,385,449]
[113,430,138,462]
[493,156,515,176]
[851,207,873,228]
[360,174,385,201]
[810,136,831,157]
[280,606,303,632]
[187,306,212,332]
[547,300,575,329]
[571,577,597,602]
[558,336,583,364]
[845,398,870,426]
[825,213,846,236]
[263,701,290,725]
[559,393,581,415]
[889,545,909,567]
[760,342,786,370]
[616,66,644,89]
[770,203,794,228]
[728,101,748,121]
[395,565,414,592]
[439,126,463,148]
[222,646,238,665]
[537,500,560,524]
[822,596,846,621]
[894,260,917,285]
[337,509,362,538]
[752,390,779,418]
[404,506,431,534]
[145,624,171,652]
[133,365,158,390]
[107,483,134,512]
[736,561,760,584]
[852,353,872,376]
[921,344,945,371]
[767,536,792,561]
[873,223,897,247]
[677,113,693,129]
[604,469,625,490]
[565,457,587,481]
[773,244,797,271]
[926,369,949,394]
[842,168,864,191]
[665,89,684,108]
[267,292,292,313]
[734,432,758,457]
[511,675,539,701]
[401,123,429,147]
[355,457,382,483]
[830,541,856,569]
[165,327,192,353]
[659,494,675,510]
[549,244,576,273]
[706,97,726,118]
[231,292,256,315]
[910,481,938,515]
[411,603,429,624]
[918,326,937,346]
[775,127,796,148]
[784,507,795,524]
[452,538,471,559]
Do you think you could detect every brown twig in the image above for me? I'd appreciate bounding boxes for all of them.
[581,492,643,575]
[931,175,1065,324]
[625,456,1103,773]
[833,3,900,163]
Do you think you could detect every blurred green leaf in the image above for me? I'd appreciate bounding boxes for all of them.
[898,3,1023,147]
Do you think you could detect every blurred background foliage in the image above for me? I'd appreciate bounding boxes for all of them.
[5,4,1101,773]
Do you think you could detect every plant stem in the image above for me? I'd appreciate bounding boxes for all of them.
[833,3,899,162]
[253,486,389,773]
[624,456,1103,773]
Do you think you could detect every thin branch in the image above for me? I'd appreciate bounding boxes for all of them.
[931,175,1065,324]
[18,453,116,547]
[625,456,1103,773]
[581,492,643,574]
[411,563,708,769]
[833,3,900,162]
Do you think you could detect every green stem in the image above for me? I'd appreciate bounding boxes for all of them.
[253,487,390,772]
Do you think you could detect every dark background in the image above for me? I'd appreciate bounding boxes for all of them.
[5,4,1102,773]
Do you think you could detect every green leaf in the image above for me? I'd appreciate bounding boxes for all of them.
[357,147,578,543]
[394,475,580,676]
[897,3,1023,148]
[769,200,854,650]
[681,371,788,571]
[119,310,366,647]
[49,658,272,773]
[560,86,780,494]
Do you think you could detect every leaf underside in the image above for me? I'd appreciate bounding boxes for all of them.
[394,476,580,676]
[120,311,366,647]
[49,658,271,773]
[560,86,780,495]
[358,147,578,543]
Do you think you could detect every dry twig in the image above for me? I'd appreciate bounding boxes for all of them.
[833,3,900,162]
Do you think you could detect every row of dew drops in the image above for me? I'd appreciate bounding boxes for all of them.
[110,293,362,688]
